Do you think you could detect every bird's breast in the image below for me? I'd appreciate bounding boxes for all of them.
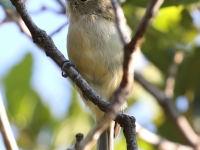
[67,16,123,95]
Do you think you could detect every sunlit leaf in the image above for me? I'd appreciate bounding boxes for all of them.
[152,6,184,32]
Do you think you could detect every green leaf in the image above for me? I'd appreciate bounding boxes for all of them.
[3,53,54,149]
[124,6,177,75]
[153,6,198,44]
[125,5,198,76]
[0,0,15,10]
[4,53,33,117]
[152,6,184,32]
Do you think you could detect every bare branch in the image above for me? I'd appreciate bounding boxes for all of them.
[136,123,193,150]
[55,0,66,13]
[2,8,31,37]
[29,6,65,15]
[134,72,200,148]
[165,51,184,98]
[0,94,19,150]
[116,114,137,150]
[125,0,164,52]
[67,133,84,150]
[77,115,113,150]
[111,0,130,44]
[2,7,67,38]
[49,21,68,37]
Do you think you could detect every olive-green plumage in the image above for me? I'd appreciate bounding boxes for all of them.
[66,0,126,149]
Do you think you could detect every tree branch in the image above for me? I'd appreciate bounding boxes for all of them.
[136,123,193,150]
[55,0,66,14]
[49,21,68,37]
[165,51,184,98]
[0,95,19,150]
[134,72,200,148]
[111,0,130,44]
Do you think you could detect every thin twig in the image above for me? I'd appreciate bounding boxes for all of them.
[29,6,65,15]
[125,0,164,52]
[2,8,67,38]
[165,51,184,98]
[0,94,19,150]
[111,0,130,44]
[49,21,68,37]
[55,0,66,13]
[3,8,31,37]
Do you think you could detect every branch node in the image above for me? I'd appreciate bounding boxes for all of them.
[75,133,84,148]
[76,133,84,142]
[116,113,136,128]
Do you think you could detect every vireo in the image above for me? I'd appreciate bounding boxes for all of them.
[66,0,127,149]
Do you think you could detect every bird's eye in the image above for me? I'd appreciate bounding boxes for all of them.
[80,0,87,2]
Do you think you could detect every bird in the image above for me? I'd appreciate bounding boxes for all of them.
[66,0,126,149]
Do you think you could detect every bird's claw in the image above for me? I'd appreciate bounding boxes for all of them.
[61,60,76,78]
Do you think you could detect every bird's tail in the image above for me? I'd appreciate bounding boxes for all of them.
[97,122,114,150]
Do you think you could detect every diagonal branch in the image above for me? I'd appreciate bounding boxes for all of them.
[55,0,66,13]
[136,123,193,150]
[49,21,68,37]
[165,51,184,98]
[134,72,200,148]
[111,0,130,44]
[0,94,19,150]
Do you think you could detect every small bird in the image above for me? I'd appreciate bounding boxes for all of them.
[66,0,126,149]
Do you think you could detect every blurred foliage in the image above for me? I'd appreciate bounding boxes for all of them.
[0,0,200,149]
[137,137,155,150]
[52,89,94,149]
[3,53,56,149]
[124,0,200,148]
[0,0,15,10]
